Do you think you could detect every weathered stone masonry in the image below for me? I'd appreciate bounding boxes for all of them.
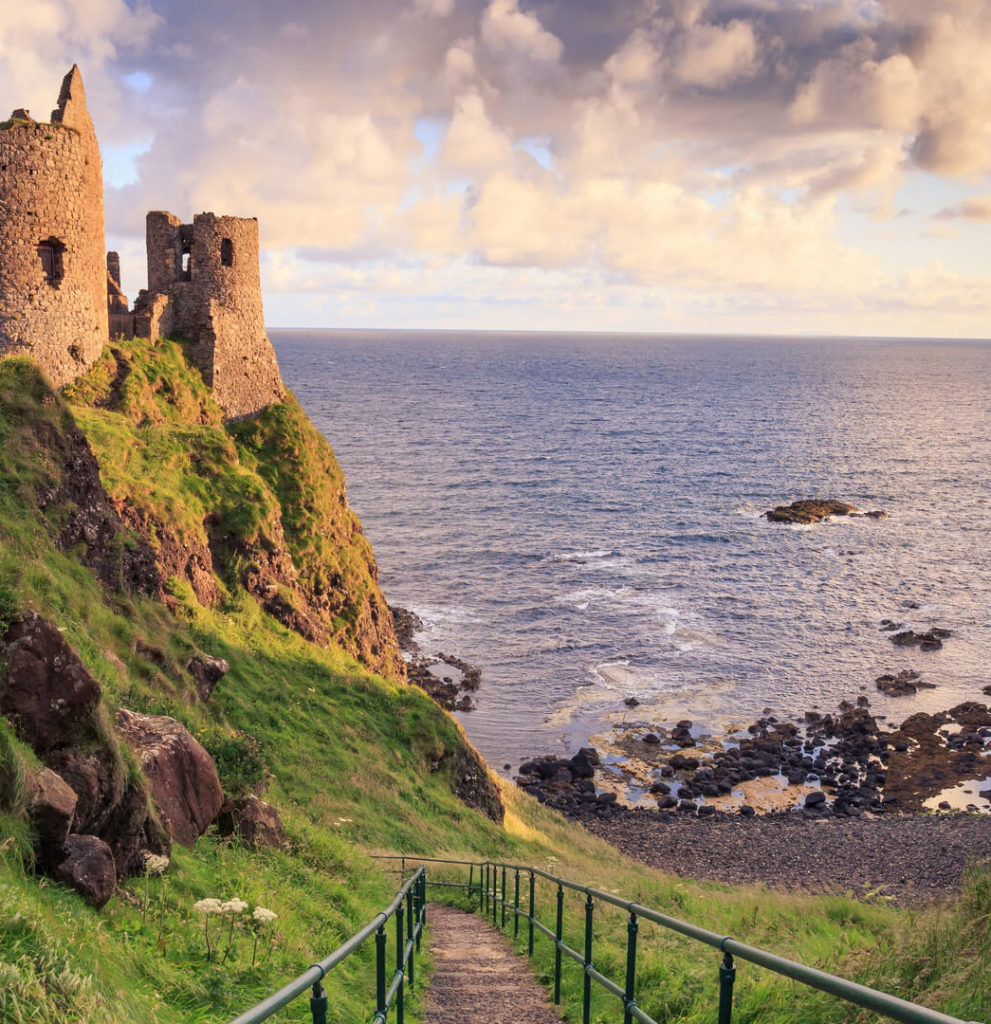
[0,66,108,388]
[134,211,284,419]
[1,66,285,420]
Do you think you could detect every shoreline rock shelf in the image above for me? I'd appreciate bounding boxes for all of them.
[391,605,484,712]
[516,697,991,822]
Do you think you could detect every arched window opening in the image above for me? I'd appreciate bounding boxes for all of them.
[38,238,65,287]
[220,238,234,267]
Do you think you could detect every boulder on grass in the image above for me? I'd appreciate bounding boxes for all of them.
[217,796,287,849]
[24,767,77,865]
[186,653,230,702]
[55,834,116,909]
[0,613,101,753]
[115,710,223,847]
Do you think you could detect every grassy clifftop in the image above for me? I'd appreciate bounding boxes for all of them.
[0,341,988,1024]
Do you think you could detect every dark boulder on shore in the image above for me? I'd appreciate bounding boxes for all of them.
[765,499,887,524]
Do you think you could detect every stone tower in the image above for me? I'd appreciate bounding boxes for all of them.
[135,211,284,419]
[0,66,108,386]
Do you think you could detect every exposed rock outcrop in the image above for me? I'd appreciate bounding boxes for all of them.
[115,709,223,847]
[875,669,936,696]
[217,795,287,849]
[441,746,504,824]
[24,767,77,865]
[116,501,221,608]
[1,613,102,753]
[55,834,116,909]
[765,499,887,524]
[32,413,160,597]
[1,612,172,891]
[186,653,230,702]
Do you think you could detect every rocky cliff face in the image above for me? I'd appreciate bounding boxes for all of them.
[63,338,404,680]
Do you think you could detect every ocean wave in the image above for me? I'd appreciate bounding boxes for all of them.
[546,548,621,564]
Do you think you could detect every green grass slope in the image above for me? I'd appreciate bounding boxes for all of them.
[0,344,988,1024]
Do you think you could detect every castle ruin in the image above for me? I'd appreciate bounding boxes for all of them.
[0,66,284,420]
[0,67,108,387]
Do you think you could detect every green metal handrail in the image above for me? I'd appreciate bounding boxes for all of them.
[228,866,426,1024]
[375,855,983,1024]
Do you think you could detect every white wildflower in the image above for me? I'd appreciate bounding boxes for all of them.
[143,853,170,876]
[221,898,248,915]
[193,898,224,915]
[252,906,277,924]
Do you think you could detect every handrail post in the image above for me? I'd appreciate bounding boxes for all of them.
[501,865,507,929]
[396,902,405,1024]
[718,949,736,1024]
[417,871,425,950]
[483,863,489,915]
[583,892,594,1024]
[468,863,475,906]
[554,882,564,1004]
[375,923,387,1020]
[310,979,328,1024]
[623,911,638,1024]
[407,888,413,991]
[528,870,535,957]
[492,865,498,926]
[513,869,520,939]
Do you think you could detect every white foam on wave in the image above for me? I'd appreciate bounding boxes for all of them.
[556,586,717,650]
[546,548,621,564]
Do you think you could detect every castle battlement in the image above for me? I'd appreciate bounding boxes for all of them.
[0,67,284,420]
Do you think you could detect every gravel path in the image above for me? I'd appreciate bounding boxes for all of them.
[584,810,991,903]
[424,904,564,1024]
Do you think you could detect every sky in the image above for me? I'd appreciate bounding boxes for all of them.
[1,0,990,337]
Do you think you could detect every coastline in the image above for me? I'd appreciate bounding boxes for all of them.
[582,807,991,904]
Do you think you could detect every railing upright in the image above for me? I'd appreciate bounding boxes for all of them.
[395,902,405,1024]
[513,869,520,939]
[375,924,387,1021]
[406,885,415,989]
[310,978,328,1024]
[492,863,498,926]
[554,882,565,1004]
[501,866,507,928]
[718,947,736,1024]
[418,871,425,948]
[528,870,535,957]
[583,892,594,1024]
[623,911,638,1024]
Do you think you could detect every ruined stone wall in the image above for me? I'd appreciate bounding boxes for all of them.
[0,67,107,387]
[141,211,284,420]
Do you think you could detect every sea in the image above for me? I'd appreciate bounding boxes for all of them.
[272,330,991,778]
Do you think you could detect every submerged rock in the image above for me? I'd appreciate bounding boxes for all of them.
[888,628,951,651]
[876,669,936,696]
